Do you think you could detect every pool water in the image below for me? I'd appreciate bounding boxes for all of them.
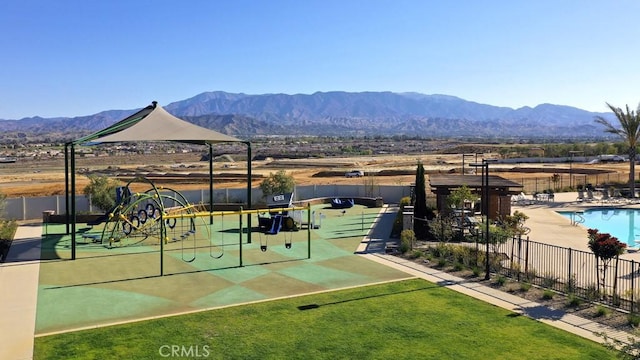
[558,208,640,247]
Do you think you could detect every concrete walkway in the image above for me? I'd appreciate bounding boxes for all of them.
[0,224,42,360]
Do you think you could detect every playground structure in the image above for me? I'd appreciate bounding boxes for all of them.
[86,177,210,253]
[330,198,355,209]
[257,193,300,251]
[72,180,312,275]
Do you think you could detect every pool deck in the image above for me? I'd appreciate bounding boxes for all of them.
[3,195,640,359]
[513,191,640,256]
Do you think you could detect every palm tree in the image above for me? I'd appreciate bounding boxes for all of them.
[594,103,640,198]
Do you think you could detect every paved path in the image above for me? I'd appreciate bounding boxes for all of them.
[0,224,42,360]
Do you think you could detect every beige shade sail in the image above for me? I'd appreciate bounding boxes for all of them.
[75,101,243,145]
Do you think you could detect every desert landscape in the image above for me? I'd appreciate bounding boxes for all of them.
[0,149,630,198]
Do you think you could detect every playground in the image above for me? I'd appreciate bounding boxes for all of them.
[35,194,409,335]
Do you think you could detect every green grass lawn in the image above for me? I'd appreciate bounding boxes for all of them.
[34,278,616,359]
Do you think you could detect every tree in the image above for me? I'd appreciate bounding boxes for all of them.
[259,170,295,197]
[83,175,121,212]
[587,228,626,297]
[595,103,640,198]
[446,185,477,210]
[413,161,434,239]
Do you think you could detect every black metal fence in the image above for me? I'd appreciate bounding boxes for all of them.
[513,172,627,194]
[492,236,640,312]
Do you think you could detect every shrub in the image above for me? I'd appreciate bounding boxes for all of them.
[566,294,582,308]
[83,175,121,212]
[495,275,507,286]
[542,289,554,300]
[437,258,447,268]
[452,262,464,271]
[595,305,610,317]
[452,245,472,266]
[400,229,416,253]
[565,274,577,294]
[520,282,532,292]
[628,313,640,327]
[407,250,423,259]
[259,170,295,198]
[0,219,17,240]
[433,242,452,259]
[472,267,481,277]
[585,283,600,303]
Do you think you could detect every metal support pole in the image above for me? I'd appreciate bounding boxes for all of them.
[239,206,244,267]
[484,161,490,280]
[64,143,70,234]
[71,144,76,260]
[308,203,312,259]
[209,143,214,225]
[246,142,252,244]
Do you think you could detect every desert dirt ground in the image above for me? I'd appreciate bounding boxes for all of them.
[0,152,630,198]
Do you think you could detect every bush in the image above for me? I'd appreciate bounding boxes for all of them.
[0,219,17,240]
[495,275,507,286]
[400,229,416,253]
[566,294,582,308]
[520,282,532,292]
[83,175,121,212]
[595,305,610,317]
[628,313,640,327]
[259,170,295,198]
[542,289,554,300]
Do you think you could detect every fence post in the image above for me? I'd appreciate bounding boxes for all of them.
[517,235,522,282]
[524,236,530,280]
[510,236,515,278]
[567,248,572,292]
[632,260,636,313]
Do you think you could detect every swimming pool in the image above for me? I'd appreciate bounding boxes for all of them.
[558,208,640,247]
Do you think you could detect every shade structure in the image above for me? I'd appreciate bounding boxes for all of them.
[74,101,242,145]
[65,101,252,265]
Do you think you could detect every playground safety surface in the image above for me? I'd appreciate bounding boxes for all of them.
[34,204,410,335]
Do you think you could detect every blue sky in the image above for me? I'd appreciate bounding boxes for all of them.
[1,0,639,119]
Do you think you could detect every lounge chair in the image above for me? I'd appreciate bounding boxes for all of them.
[576,189,585,202]
[586,189,595,202]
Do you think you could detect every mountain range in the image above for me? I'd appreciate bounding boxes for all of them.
[0,91,616,139]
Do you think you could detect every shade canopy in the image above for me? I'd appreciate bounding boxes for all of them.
[65,101,253,262]
[74,101,243,145]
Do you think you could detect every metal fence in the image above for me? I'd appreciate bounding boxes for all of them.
[512,172,628,194]
[493,236,639,312]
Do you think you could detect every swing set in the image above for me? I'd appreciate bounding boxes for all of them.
[256,192,299,252]
[83,179,312,275]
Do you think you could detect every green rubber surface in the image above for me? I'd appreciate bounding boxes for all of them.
[36,204,410,334]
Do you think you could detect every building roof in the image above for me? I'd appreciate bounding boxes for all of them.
[429,174,523,189]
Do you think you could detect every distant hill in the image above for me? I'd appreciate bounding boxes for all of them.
[0,91,616,138]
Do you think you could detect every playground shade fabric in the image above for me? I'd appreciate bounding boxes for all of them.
[78,102,243,145]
